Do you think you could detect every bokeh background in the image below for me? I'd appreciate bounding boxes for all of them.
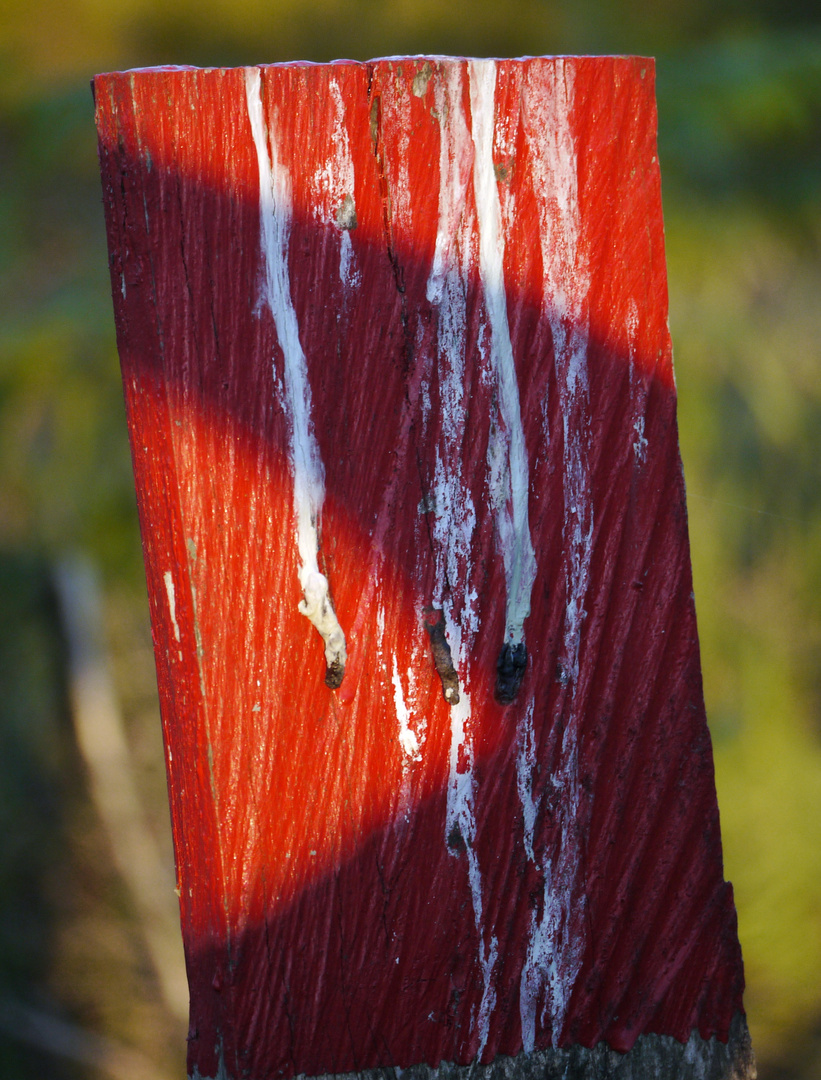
[1,1,820,1077]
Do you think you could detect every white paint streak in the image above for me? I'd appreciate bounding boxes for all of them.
[245,68,346,678]
[427,61,496,1057]
[520,855,584,1053]
[627,301,648,462]
[516,700,538,861]
[164,570,180,643]
[469,59,537,649]
[518,59,591,1047]
[392,657,421,763]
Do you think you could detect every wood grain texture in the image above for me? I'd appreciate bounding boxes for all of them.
[94,57,750,1079]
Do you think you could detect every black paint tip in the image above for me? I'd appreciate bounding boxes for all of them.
[495,642,527,704]
[325,659,345,690]
[446,823,467,853]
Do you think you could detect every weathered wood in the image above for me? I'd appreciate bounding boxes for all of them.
[94,57,754,1080]
[300,1010,756,1080]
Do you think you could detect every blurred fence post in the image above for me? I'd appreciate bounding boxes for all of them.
[94,57,756,1079]
[53,554,189,1023]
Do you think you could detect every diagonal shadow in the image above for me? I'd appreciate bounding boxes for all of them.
[94,59,745,1079]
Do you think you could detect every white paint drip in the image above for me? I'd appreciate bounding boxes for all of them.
[245,68,346,678]
[164,570,181,643]
[427,62,497,1058]
[517,59,591,1047]
[516,700,538,861]
[520,853,584,1053]
[469,59,537,649]
[627,301,648,463]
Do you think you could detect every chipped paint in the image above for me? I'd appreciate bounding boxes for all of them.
[245,67,347,687]
[164,569,181,643]
[329,80,361,290]
[309,79,361,290]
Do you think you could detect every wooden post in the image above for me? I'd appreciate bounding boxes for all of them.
[94,57,756,1079]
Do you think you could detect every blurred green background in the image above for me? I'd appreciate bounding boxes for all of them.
[1,1,819,1077]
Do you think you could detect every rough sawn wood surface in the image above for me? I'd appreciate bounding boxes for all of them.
[95,56,755,1080]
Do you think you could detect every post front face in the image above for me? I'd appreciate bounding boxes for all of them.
[96,57,747,1080]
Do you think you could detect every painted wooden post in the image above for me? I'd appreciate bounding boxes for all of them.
[94,57,756,1079]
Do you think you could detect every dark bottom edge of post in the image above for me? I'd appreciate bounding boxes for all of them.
[192,1010,756,1080]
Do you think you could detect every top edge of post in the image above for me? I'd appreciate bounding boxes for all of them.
[94,55,655,80]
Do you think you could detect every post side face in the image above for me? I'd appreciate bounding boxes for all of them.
[95,56,749,1080]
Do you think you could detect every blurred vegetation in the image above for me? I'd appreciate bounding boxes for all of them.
[0,1,819,1077]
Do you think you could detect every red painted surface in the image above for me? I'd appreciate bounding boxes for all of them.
[95,57,745,1079]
